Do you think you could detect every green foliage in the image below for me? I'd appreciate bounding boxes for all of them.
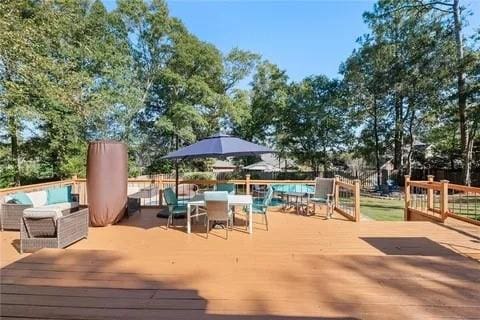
[279,76,352,174]
[182,171,215,181]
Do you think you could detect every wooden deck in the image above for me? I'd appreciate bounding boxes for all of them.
[1,207,480,319]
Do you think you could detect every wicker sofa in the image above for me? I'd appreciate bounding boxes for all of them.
[1,188,80,231]
[20,208,89,253]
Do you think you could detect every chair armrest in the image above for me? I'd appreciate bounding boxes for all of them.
[57,209,89,246]
[2,203,33,212]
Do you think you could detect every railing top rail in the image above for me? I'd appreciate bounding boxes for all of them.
[409,181,443,191]
[448,183,480,193]
[336,180,355,190]
[0,179,74,195]
[2,177,357,194]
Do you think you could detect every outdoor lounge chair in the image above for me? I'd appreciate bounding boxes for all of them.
[20,207,89,253]
[250,186,273,230]
[204,191,232,239]
[1,187,80,231]
[310,178,335,218]
[163,187,188,228]
[214,183,235,194]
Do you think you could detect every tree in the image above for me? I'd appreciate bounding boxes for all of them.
[342,39,392,186]
[374,0,479,184]
[280,76,352,175]
[236,61,289,143]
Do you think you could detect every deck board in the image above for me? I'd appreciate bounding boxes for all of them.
[1,207,480,319]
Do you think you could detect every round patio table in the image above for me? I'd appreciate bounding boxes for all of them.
[271,183,314,214]
[281,191,313,215]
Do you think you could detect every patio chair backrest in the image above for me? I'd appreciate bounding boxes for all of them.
[314,178,335,199]
[215,183,235,194]
[263,186,273,207]
[163,188,178,206]
[204,191,229,221]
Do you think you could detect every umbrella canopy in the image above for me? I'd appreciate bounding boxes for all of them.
[163,134,273,160]
[158,134,274,219]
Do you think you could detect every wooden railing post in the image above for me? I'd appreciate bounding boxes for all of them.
[440,180,449,221]
[334,175,340,209]
[404,175,410,221]
[354,179,360,222]
[427,175,434,211]
[157,176,163,206]
[71,175,78,194]
[245,174,251,195]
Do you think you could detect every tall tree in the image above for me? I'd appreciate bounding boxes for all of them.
[342,39,391,186]
[280,76,352,175]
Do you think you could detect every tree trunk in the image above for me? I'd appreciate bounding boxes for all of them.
[453,0,469,185]
[403,96,416,176]
[394,93,404,170]
[373,99,381,187]
[8,114,21,186]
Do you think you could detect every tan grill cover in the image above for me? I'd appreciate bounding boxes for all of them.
[87,141,127,226]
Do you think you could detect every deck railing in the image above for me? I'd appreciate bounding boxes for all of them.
[404,175,480,225]
[1,175,361,222]
[334,177,361,222]
[0,180,75,197]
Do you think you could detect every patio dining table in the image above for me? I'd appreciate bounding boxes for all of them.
[186,194,253,234]
[281,191,313,215]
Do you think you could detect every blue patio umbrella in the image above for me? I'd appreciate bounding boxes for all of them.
[159,133,274,218]
[163,133,273,160]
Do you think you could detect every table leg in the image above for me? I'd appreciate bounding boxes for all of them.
[249,204,253,234]
[187,203,191,234]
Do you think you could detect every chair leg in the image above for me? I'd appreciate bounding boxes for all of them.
[226,219,229,239]
[206,217,209,239]
[264,213,269,231]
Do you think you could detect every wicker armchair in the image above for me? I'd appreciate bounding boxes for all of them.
[1,194,79,231]
[20,208,89,253]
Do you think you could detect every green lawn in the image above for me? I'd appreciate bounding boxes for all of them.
[360,197,405,221]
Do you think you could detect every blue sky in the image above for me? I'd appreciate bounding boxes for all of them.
[103,0,480,81]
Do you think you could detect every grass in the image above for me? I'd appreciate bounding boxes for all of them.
[360,196,404,221]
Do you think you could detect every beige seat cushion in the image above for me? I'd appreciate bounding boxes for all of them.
[24,207,63,220]
[42,202,79,211]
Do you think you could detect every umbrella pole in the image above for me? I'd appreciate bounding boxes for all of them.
[175,160,179,196]
[175,135,180,196]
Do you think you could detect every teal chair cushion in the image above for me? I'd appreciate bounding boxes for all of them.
[311,197,329,203]
[10,192,33,205]
[164,188,178,205]
[170,204,187,215]
[47,186,72,204]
